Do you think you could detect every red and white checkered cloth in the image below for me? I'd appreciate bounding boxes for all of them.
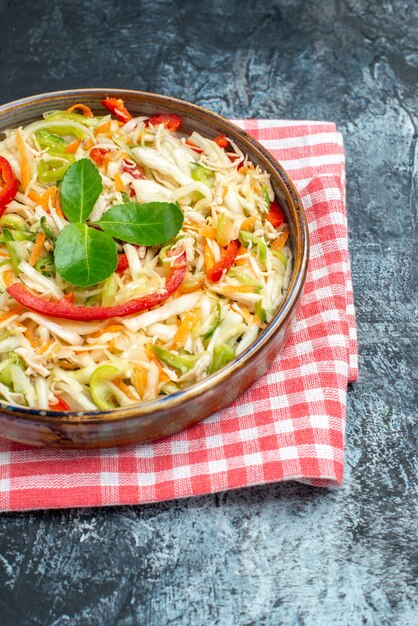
[0,120,357,511]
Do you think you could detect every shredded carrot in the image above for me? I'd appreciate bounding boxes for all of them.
[132,365,148,399]
[172,307,200,349]
[24,326,40,349]
[0,310,17,322]
[240,215,257,231]
[28,189,41,204]
[272,227,289,251]
[204,241,215,272]
[0,305,23,322]
[37,339,55,354]
[102,150,121,172]
[3,270,14,287]
[114,172,125,192]
[82,137,94,151]
[66,103,94,117]
[54,189,64,218]
[65,139,81,154]
[232,304,264,328]
[0,251,10,257]
[199,225,216,239]
[217,284,258,295]
[40,186,57,210]
[113,378,138,401]
[178,276,205,295]
[235,245,249,266]
[28,232,46,266]
[145,344,170,383]
[90,324,124,338]
[94,121,111,136]
[16,130,31,190]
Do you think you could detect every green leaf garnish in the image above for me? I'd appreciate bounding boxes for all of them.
[96,202,184,246]
[61,158,103,223]
[54,223,117,287]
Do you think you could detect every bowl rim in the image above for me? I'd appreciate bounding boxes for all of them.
[0,88,309,424]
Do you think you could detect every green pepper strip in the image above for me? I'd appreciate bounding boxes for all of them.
[44,112,101,128]
[201,302,221,340]
[3,228,21,273]
[208,344,235,375]
[191,163,215,187]
[40,216,56,242]
[152,345,198,372]
[35,129,65,150]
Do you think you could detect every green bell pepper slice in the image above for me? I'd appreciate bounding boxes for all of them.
[208,344,235,375]
[89,364,120,410]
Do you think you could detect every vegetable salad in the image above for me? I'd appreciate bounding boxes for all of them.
[0,98,292,411]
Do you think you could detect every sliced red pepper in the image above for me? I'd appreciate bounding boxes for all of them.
[122,159,144,179]
[207,240,239,283]
[116,253,129,273]
[7,253,186,321]
[266,201,285,229]
[145,113,182,131]
[214,134,229,149]
[185,139,203,154]
[102,97,133,124]
[49,397,71,411]
[89,147,110,166]
[0,156,18,217]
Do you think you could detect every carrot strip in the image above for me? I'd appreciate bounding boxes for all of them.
[82,137,94,151]
[132,365,148,399]
[172,308,200,349]
[272,227,289,251]
[24,326,40,348]
[204,241,215,273]
[235,244,249,266]
[114,172,125,192]
[0,305,23,322]
[90,324,124,338]
[28,189,41,204]
[3,270,14,287]
[28,232,46,266]
[54,189,64,218]
[66,103,94,117]
[113,378,138,401]
[178,276,205,295]
[199,225,216,239]
[38,339,55,354]
[94,121,111,136]
[16,130,31,190]
[240,215,257,231]
[40,186,57,210]
[217,284,258,295]
[65,139,81,154]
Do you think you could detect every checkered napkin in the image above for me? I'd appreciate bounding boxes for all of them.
[0,120,358,511]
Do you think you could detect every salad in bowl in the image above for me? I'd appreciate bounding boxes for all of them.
[0,96,292,414]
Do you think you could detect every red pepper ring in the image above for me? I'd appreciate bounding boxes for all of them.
[7,253,187,321]
[102,97,133,124]
[0,156,19,217]
[207,240,239,283]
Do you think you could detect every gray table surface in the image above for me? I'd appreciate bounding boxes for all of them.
[0,1,417,624]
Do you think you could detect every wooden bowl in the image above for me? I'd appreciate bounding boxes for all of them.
[0,89,309,448]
